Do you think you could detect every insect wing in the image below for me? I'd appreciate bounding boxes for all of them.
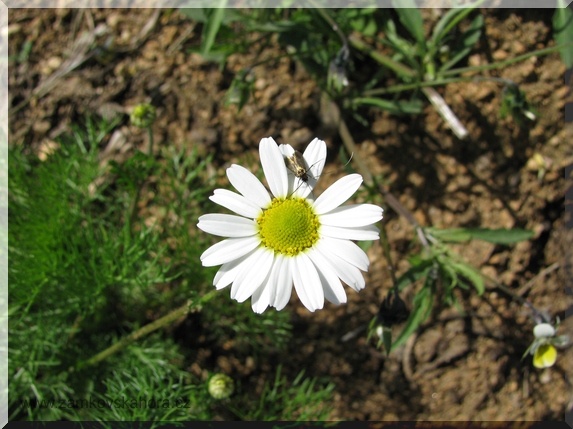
[285,151,308,180]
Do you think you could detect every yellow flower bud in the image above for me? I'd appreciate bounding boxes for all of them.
[130,103,156,128]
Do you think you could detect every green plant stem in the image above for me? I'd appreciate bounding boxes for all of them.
[329,93,431,251]
[329,93,432,292]
[127,126,154,235]
[363,76,474,96]
[348,33,416,78]
[313,6,349,51]
[481,269,550,324]
[147,126,154,156]
[78,290,218,369]
[442,41,573,77]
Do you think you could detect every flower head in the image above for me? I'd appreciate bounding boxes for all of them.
[197,137,383,313]
[523,319,569,369]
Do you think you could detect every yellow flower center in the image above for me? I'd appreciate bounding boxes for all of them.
[257,197,320,256]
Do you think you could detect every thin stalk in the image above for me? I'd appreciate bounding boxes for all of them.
[348,34,417,78]
[329,93,430,250]
[78,290,218,369]
[313,6,349,52]
[147,126,154,156]
[442,41,573,77]
[128,125,154,235]
[363,76,474,96]
[480,272,550,325]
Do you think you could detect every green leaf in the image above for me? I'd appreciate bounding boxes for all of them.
[391,283,434,351]
[429,0,485,49]
[450,261,485,295]
[382,327,393,355]
[347,8,379,36]
[352,97,423,114]
[439,14,483,72]
[201,4,228,56]
[428,227,534,245]
[395,259,434,291]
[553,0,573,68]
[382,19,420,69]
[392,0,425,46]
[439,259,459,291]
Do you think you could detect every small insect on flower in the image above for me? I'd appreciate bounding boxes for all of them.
[281,139,353,200]
[285,150,312,184]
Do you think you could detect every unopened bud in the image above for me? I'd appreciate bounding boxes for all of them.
[208,374,234,399]
[130,103,156,128]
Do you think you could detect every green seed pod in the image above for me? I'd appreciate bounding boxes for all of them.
[130,103,156,128]
[208,374,234,400]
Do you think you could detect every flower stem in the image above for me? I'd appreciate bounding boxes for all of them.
[147,126,154,157]
[77,290,218,369]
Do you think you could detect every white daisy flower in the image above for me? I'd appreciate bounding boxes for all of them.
[197,137,383,313]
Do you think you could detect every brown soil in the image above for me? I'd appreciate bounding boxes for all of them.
[8,8,573,421]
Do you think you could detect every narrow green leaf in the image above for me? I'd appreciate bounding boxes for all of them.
[395,259,433,291]
[431,8,467,43]
[439,260,459,291]
[392,0,425,45]
[430,0,485,48]
[429,227,534,244]
[391,284,434,351]
[439,14,483,72]
[352,97,423,114]
[465,228,535,244]
[450,261,485,295]
[201,4,228,56]
[427,228,472,242]
[553,0,573,68]
[382,327,393,355]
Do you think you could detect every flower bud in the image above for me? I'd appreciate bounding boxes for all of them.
[130,103,156,128]
[208,374,234,400]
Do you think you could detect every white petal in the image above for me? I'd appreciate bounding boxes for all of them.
[213,251,255,290]
[307,248,347,305]
[319,204,383,227]
[278,144,295,157]
[302,138,327,179]
[320,236,370,271]
[313,174,363,215]
[197,214,258,237]
[250,268,274,314]
[534,323,556,338]
[260,137,289,198]
[209,189,262,219]
[226,164,271,209]
[230,247,274,303]
[320,224,380,241]
[315,240,365,291]
[200,236,261,267]
[292,253,324,312]
[291,176,315,199]
[273,255,293,310]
